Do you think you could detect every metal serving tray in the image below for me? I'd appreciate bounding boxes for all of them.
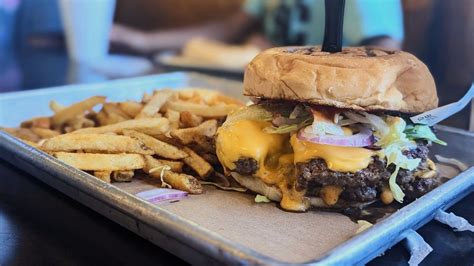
[0,72,473,265]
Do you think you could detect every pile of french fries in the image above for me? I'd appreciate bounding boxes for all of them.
[1,88,244,195]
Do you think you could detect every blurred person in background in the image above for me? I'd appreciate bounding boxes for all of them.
[110,0,403,52]
[0,0,22,91]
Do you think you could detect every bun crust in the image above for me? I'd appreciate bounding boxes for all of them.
[244,46,438,113]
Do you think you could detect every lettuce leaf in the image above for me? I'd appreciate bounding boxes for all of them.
[375,117,421,203]
[383,144,421,170]
[263,124,298,134]
[255,194,271,203]
[263,118,311,134]
[376,117,415,148]
[309,121,345,136]
[404,125,447,145]
[389,166,405,203]
[224,104,272,125]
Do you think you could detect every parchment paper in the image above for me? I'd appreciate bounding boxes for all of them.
[116,181,358,263]
[115,163,460,263]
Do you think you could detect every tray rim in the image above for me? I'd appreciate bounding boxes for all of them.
[0,72,473,265]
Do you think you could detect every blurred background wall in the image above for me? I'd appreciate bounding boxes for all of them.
[402,0,474,128]
[115,0,243,30]
[8,0,474,128]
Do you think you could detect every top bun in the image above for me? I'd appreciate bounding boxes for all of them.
[243,46,438,113]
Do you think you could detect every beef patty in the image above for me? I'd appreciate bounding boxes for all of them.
[233,141,441,203]
[234,157,258,176]
[297,141,440,202]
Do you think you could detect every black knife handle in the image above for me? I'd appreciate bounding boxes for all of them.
[322,0,345,53]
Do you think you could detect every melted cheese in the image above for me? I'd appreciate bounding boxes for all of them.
[290,134,375,173]
[342,127,353,136]
[216,120,287,171]
[215,119,374,211]
[216,120,309,211]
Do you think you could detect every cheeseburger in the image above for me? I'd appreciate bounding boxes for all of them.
[216,46,446,212]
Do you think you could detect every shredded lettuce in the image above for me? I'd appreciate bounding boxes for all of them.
[224,104,272,125]
[341,112,448,203]
[383,144,421,170]
[376,117,415,148]
[263,124,298,134]
[405,125,447,145]
[263,118,311,134]
[255,194,271,203]
[374,117,420,203]
[356,220,373,234]
[389,166,404,203]
[309,121,345,136]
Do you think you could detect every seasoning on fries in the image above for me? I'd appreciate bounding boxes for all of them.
[52,96,105,126]
[1,87,244,197]
[73,117,170,135]
[144,155,202,194]
[122,130,188,159]
[54,152,145,171]
[41,133,153,155]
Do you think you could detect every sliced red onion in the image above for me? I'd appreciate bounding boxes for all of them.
[136,188,188,204]
[297,126,375,147]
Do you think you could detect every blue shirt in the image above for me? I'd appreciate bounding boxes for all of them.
[244,0,404,46]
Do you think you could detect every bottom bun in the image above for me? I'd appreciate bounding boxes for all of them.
[231,172,376,209]
[231,172,282,201]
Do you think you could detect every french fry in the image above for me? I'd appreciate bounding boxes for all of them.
[22,139,41,149]
[1,127,41,142]
[52,96,106,126]
[20,116,51,129]
[142,92,152,103]
[93,170,112,183]
[49,100,65,113]
[41,133,153,154]
[170,119,217,145]
[103,103,131,120]
[143,155,183,173]
[112,170,134,182]
[200,153,219,165]
[177,89,243,106]
[154,134,183,147]
[136,90,173,119]
[144,155,202,194]
[182,147,213,179]
[192,135,216,154]
[72,118,170,135]
[165,101,240,117]
[96,108,126,126]
[118,101,143,118]
[122,130,187,159]
[64,116,95,132]
[54,152,145,171]
[96,110,110,126]
[157,159,183,173]
[180,111,203,128]
[30,127,60,139]
[165,109,180,130]
[106,112,128,125]
[156,171,202,194]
